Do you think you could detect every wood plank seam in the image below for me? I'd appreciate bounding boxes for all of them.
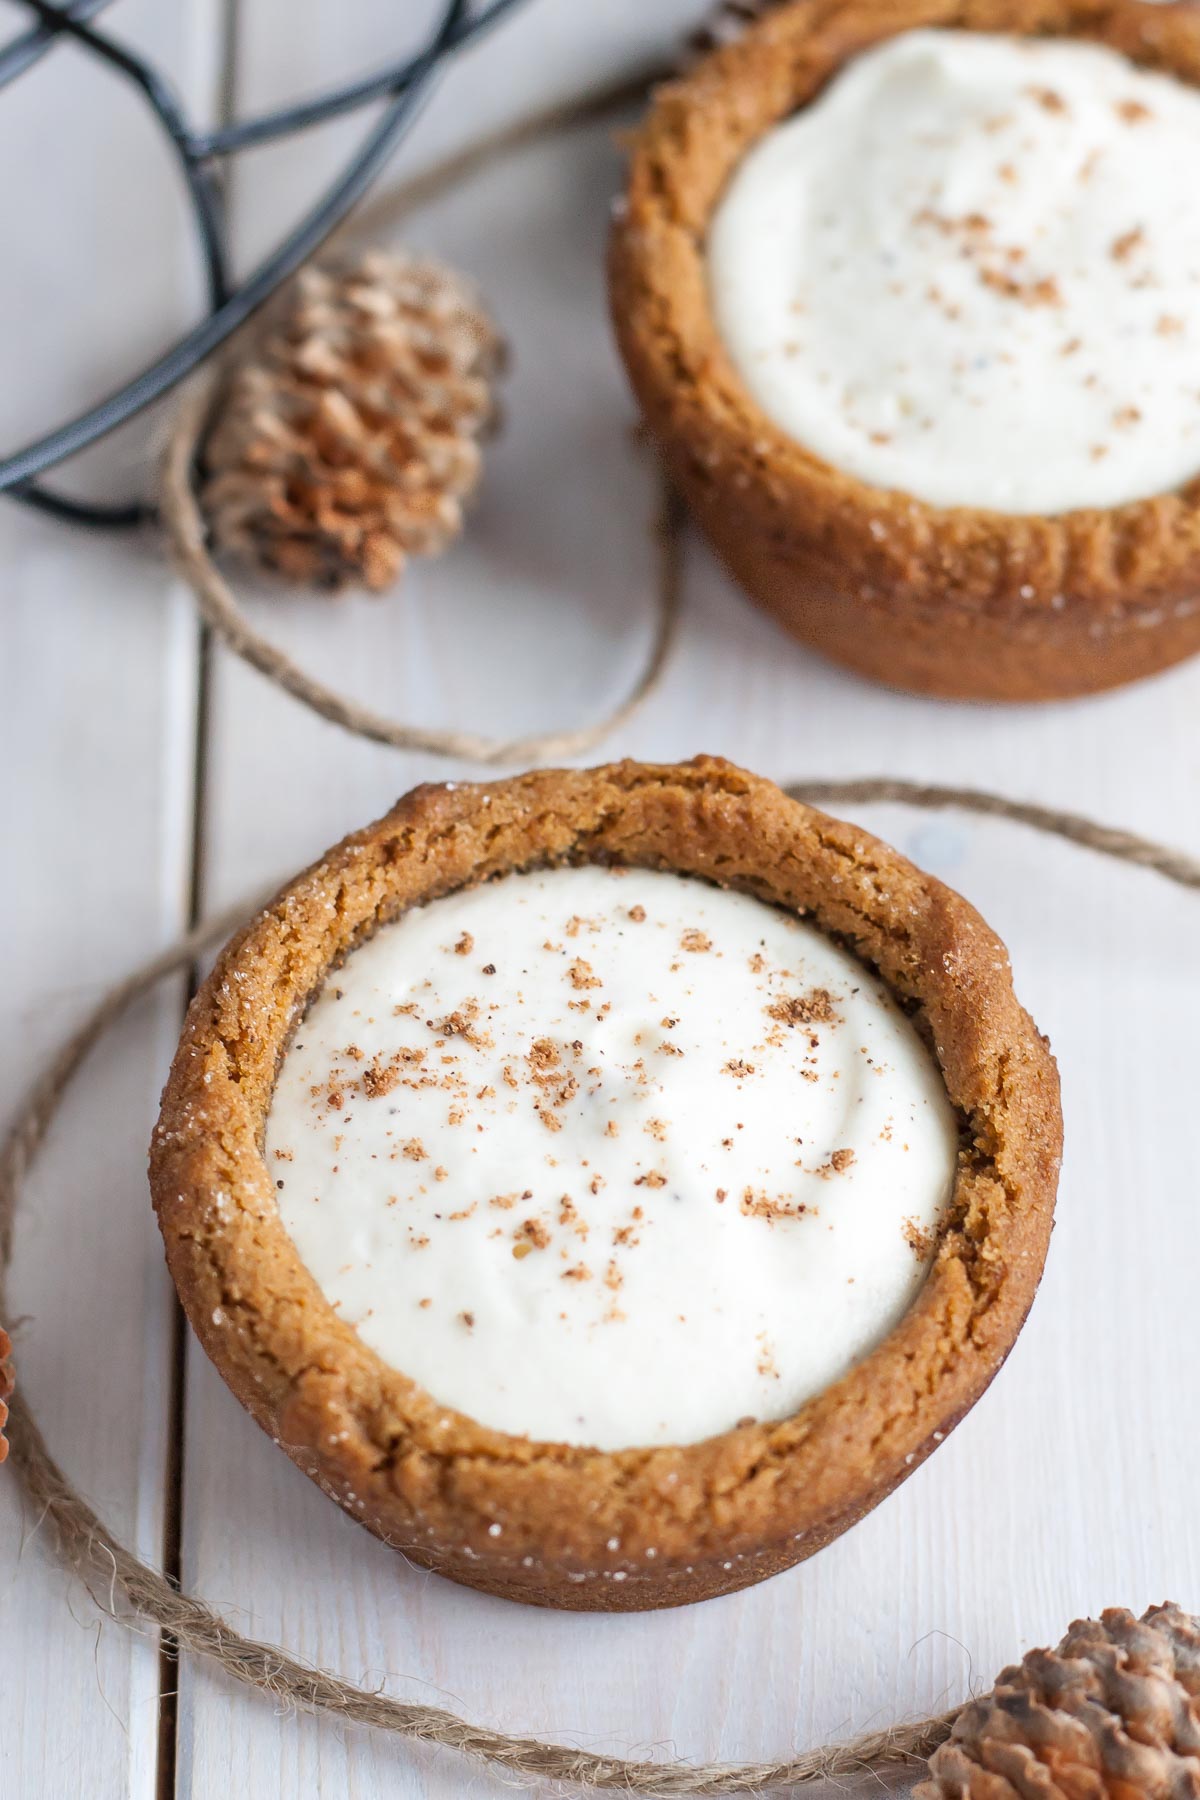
[155,9,242,1795]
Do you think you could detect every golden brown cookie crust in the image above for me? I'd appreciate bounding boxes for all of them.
[150,759,1061,1610]
[608,0,1200,702]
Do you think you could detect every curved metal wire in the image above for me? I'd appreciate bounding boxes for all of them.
[0,0,532,526]
[199,0,526,154]
[20,0,231,309]
[0,0,113,93]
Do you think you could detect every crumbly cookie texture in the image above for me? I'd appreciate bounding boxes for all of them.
[150,759,1061,1611]
[609,0,1200,701]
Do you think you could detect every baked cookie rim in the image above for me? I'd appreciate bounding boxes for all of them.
[149,756,1061,1582]
[607,0,1200,619]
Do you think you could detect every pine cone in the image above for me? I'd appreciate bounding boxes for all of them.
[200,250,505,593]
[0,1325,13,1464]
[917,1605,1200,1800]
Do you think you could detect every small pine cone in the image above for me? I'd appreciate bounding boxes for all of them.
[917,1605,1200,1800]
[0,1325,12,1464]
[200,250,505,593]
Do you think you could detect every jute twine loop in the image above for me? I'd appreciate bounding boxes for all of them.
[4,783,1198,1794]
[160,378,683,767]
[785,780,1200,890]
[157,67,683,769]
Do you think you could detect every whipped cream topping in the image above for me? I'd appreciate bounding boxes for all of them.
[707,30,1200,513]
[267,867,958,1450]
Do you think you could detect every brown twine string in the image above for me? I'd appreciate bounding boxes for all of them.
[5,782,1199,1794]
[785,780,1200,891]
[160,385,684,765]
[340,65,672,248]
[157,65,682,768]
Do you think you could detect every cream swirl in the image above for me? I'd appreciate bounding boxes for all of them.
[266,867,957,1450]
[707,30,1200,513]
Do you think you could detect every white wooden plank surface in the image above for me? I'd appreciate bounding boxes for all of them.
[178,4,1200,1799]
[0,4,219,1796]
[4,3,1200,1798]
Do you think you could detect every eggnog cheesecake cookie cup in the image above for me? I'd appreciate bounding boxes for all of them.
[609,0,1200,701]
[150,760,1061,1611]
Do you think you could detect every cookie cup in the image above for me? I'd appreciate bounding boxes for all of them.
[150,758,1061,1610]
[608,0,1200,702]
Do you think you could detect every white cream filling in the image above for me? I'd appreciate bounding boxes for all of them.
[707,30,1200,513]
[266,867,958,1451]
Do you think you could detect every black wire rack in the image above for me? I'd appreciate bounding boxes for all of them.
[0,0,533,527]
